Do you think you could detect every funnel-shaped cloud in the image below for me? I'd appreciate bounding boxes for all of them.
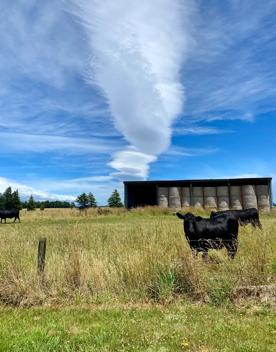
[72,0,194,177]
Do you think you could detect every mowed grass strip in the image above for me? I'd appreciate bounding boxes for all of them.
[0,304,275,352]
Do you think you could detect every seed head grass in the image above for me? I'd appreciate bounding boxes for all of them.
[0,207,275,306]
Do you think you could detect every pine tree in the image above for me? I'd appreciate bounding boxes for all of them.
[76,193,89,210]
[3,186,13,210]
[12,190,21,210]
[0,193,4,210]
[88,192,97,208]
[107,189,123,207]
[27,195,36,211]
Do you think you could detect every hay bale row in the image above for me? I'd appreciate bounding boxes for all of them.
[157,184,270,211]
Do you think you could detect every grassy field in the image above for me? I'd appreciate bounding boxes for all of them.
[0,207,275,306]
[0,207,275,351]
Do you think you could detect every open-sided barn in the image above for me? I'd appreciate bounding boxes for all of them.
[124,177,272,211]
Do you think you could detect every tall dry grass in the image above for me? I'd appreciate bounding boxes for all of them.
[0,207,275,306]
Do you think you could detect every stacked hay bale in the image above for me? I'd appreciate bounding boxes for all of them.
[181,187,190,207]
[242,185,257,209]
[192,187,204,208]
[158,187,168,207]
[230,186,243,210]
[217,186,230,210]
[204,187,217,209]
[256,185,270,212]
[169,187,181,208]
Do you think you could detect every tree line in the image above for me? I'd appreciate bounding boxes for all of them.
[0,187,123,210]
[75,189,123,209]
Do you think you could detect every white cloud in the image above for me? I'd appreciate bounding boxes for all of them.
[0,176,75,201]
[109,149,157,180]
[72,0,195,178]
[13,175,124,205]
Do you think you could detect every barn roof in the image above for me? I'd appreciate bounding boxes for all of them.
[124,177,272,186]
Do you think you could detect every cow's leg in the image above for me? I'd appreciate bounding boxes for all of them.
[251,220,257,229]
[226,240,238,259]
[256,219,262,229]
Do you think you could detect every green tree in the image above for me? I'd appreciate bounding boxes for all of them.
[76,193,89,210]
[88,192,97,208]
[27,195,36,211]
[3,186,13,210]
[107,189,123,207]
[12,190,21,210]
[0,193,4,210]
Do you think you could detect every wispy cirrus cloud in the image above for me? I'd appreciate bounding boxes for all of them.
[173,125,233,136]
[0,132,122,155]
[183,0,276,121]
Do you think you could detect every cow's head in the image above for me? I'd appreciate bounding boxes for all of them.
[176,212,195,221]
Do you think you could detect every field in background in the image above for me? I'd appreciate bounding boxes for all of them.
[0,207,275,306]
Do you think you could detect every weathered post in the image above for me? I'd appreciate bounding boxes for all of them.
[37,237,47,275]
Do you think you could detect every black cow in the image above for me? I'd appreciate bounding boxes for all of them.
[210,208,261,229]
[0,210,20,223]
[176,212,239,260]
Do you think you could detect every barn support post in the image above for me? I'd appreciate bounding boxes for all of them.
[227,182,232,209]
[215,186,218,210]
[189,183,193,207]
[268,179,273,210]
[38,237,47,276]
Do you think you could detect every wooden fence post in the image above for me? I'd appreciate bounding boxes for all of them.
[38,237,47,275]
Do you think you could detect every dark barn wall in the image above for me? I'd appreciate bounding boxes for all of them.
[124,178,272,211]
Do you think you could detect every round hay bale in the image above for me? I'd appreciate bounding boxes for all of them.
[217,186,229,210]
[192,187,203,208]
[204,187,217,209]
[181,187,190,207]
[217,186,228,196]
[256,185,270,212]
[242,185,257,209]
[158,187,168,208]
[169,187,181,208]
[230,186,242,210]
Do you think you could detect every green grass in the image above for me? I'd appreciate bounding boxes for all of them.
[0,303,275,352]
[0,208,275,351]
[0,207,275,306]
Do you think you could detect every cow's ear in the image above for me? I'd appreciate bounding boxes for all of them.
[176,212,184,220]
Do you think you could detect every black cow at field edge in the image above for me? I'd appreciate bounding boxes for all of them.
[0,210,20,223]
[210,208,261,229]
[176,212,239,260]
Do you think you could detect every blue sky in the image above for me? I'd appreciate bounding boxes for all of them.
[0,0,275,204]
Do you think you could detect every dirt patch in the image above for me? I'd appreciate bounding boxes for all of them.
[233,285,276,307]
